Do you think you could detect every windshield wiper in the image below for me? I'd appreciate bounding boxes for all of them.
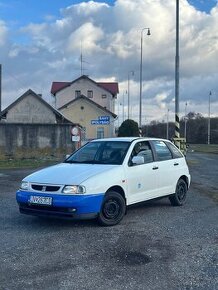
[64,160,82,164]
[80,160,103,164]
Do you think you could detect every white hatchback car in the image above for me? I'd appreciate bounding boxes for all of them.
[16,137,191,226]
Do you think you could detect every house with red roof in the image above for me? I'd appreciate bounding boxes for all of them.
[51,75,119,140]
[51,75,119,113]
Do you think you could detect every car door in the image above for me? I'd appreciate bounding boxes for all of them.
[124,141,159,205]
[151,140,182,196]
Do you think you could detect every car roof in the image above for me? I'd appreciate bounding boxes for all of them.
[91,137,170,143]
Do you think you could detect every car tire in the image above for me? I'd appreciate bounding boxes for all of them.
[169,179,187,206]
[98,191,126,226]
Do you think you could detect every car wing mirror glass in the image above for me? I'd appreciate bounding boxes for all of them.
[132,156,144,165]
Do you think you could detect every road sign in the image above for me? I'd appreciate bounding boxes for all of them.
[91,116,110,125]
[72,135,80,142]
[91,120,110,125]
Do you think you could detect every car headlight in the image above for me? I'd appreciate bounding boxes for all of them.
[62,185,86,194]
[20,181,29,190]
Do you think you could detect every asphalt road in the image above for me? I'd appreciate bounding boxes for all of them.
[0,152,217,290]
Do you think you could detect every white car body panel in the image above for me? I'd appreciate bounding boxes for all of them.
[24,163,118,186]
[22,137,191,207]
[124,162,159,204]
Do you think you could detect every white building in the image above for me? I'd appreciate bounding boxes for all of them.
[51,75,119,113]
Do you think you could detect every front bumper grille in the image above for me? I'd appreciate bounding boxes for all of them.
[31,184,60,192]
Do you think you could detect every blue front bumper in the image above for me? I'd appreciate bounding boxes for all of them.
[16,190,104,219]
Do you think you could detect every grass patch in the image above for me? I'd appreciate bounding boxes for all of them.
[189,144,218,154]
[0,158,61,169]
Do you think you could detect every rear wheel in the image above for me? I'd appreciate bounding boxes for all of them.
[169,179,187,206]
[98,191,126,226]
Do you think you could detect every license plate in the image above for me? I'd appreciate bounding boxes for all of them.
[29,196,52,206]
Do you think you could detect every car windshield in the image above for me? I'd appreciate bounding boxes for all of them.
[65,141,130,165]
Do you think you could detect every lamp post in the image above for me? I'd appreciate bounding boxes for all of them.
[166,108,170,139]
[139,27,151,130]
[122,91,125,123]
[127,70,134,119]
[184,102,187,140]
[175,0,180,147]
[208,91,212,145]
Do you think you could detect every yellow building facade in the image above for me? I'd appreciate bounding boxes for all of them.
[59,95,117,140]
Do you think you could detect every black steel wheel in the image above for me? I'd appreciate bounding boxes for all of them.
[169,179,188,206]
[98,191,126,226]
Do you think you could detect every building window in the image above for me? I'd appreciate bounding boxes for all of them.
[97,127,104,139]
[87,90,93,98]
[102,94,107,98]
[75,90,81,98]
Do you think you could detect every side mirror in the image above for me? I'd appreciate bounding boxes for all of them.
[132,156,144,165]
[65,154,70,159]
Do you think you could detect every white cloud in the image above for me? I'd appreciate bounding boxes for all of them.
[155,92,169,110]
[0,0,218,123]
[67,22,104,54]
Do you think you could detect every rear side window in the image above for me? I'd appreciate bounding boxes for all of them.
[166,142,183,158]
[152,140,172,161]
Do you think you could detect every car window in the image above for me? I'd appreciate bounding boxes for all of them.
[129,141,154,166]
[66,141,130,165]
[166,142,183,158]
[152,140,173,161]
[70,142,101,162]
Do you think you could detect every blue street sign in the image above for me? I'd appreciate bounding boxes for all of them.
[91,116,110,125]
[91,120,110,125]
[98,116,110,121]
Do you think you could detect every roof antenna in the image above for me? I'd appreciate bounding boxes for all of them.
[80,41,83,76]
[79,41,90,76]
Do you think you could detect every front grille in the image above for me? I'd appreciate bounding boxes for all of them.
[31,184,60,192]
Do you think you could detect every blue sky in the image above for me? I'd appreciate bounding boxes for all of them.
[0,0,216,28]
[0,0,217,122]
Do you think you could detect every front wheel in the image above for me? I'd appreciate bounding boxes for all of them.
[169,179,187,206]
[98,191,126,226]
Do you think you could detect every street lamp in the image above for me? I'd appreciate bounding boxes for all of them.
[166,108,170,139]
[208,91,212,145]
[139,27,151,130]
[184,102,187,141]
[127,70,134,119]
[122,91,125,123]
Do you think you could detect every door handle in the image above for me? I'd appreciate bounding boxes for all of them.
[174,163,179,166]
[152,166,159,170]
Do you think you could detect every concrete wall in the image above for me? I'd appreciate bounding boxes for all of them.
[56,78,115,112]
[0,123,75,160]
[5,93,57,123]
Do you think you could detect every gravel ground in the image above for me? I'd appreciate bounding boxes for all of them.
[0,152,217,290]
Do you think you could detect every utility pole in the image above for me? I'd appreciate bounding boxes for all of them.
[122,92,125,123]
[174,0,180,147]
[139,28,150,130]
[208,91,211,145]
[166,108,169,139]
[184,102,187,140]
[127,70,134,119]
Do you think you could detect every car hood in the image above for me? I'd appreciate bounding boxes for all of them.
[23,163,118,185]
